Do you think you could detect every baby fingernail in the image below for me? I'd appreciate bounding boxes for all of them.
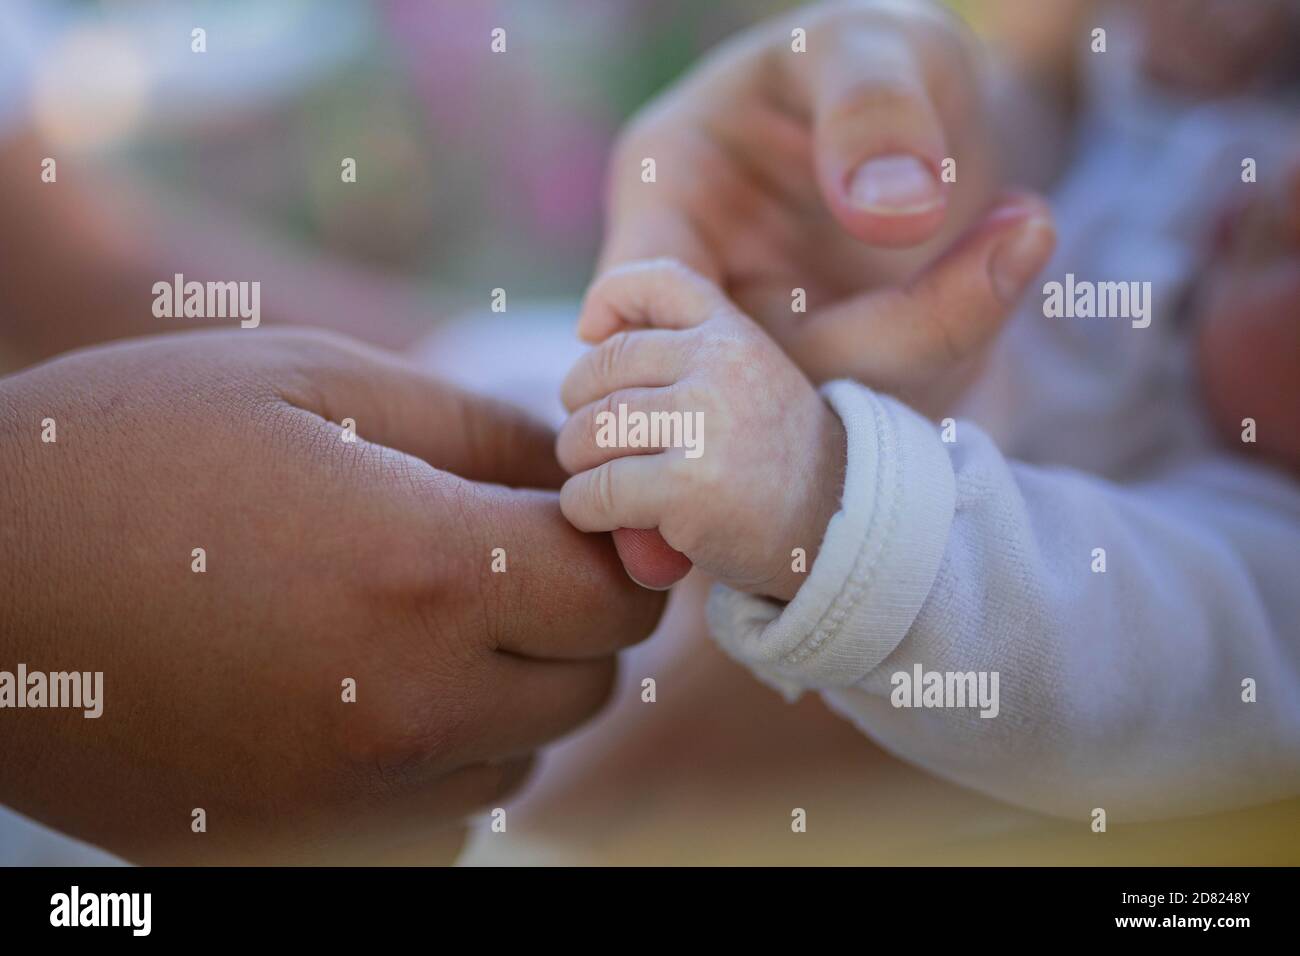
[848,155,943,214]
[991,217,1055,303]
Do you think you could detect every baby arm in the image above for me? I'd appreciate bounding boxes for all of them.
[560,260,1300,821]
[708,383,1300,821]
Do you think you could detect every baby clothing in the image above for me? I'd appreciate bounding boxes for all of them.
[707,23,1300,820]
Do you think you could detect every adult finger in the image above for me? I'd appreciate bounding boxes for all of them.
[372,755,537,827]
[779,193,1055,387]
[793,9,961,247]
[458,483,667,660]
[270,331,567,489]
[596,183,723,280]
[612,528,693,591]
[454,655,620,764]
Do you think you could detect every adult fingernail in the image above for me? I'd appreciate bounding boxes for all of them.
[625,569,676,592]
[848,155,943,214]
[991,217,1054,303]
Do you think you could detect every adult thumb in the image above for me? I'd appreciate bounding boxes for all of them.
[274,332,567,489]
[612,528,693,591]
[780,193,1056,389]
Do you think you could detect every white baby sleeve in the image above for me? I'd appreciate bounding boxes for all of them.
[708,379,1300,820]
[707,380,956,694]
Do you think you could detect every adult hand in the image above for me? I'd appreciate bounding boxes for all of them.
[595,0,1056,585]
[0,329,664,863]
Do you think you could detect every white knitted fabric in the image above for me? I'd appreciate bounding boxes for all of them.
[705,15,1300,823]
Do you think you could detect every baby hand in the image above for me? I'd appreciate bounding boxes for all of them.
[557,260,845,602]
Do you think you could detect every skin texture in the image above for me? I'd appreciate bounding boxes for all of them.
[558,261,846,602]
[0,329,665,864]
[510,0,1300,864]
[592,0,1057,586]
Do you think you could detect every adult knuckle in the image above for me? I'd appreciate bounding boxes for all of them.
[364,470,468,594]
[264,326,356,368]
[339,698,448,795]
[575,657,619,722]
[464,756,535,809]
[832,78,925,128]
[621,586,669,648]
[343,651,490,797]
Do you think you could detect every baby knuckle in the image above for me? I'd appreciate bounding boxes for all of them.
[594,463,620,518]
[585,268,626,307]
[667,376,700,406]
[655,256,697,282]
[615,255,703,291]
[690,332,736,372]
[677,326,712,364]
[598,331,634,382]
[555,421,584,474]
[673,445,721,497]
[595,390,625,426]
[658,500,703,556]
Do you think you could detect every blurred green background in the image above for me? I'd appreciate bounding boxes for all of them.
[44,1,803,298]
[26,1,980,307]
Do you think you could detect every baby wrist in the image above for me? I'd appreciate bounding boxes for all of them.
[707,382,957,690]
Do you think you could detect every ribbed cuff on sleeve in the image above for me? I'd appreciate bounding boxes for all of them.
[706,380,956,696]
